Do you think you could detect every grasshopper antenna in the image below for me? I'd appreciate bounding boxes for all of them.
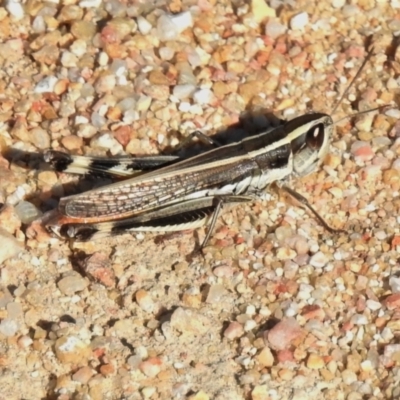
[331,47,375,116]
[333,104,390,126]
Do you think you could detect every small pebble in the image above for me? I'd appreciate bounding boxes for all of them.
[173,84,196,100]
[15,201,42,224]
[0,318,18,336]
[309,252,329,268]
[257,347,274,367]
[307,354,324,369]
[389,276,400,293]
[0,227,24,264]
[342,369,357,385]
[156,12,193,41]
[332,0,346,7]
[136,289,155,313]
[384,293,400,310]
[57,272,88,296]
[385,108,400,119]
[224,321,244,340]
[5,0,24,20]
[290,12,309,30]
[268,318,302,351]
[72,366,94,384]
[54,336,91,365]
[170,307,209,335]
[251,0,275,23]
[34,76,58,93]
[265,19,286,38]
[82,252,115,288]
[206,284,225,303]
[137,16,152,35]
[139,357,162,378]
[351,141,374,163]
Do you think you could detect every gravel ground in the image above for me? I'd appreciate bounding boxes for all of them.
[0,0,400,399]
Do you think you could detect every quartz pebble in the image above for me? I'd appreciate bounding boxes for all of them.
[137,16,152,35]
[5,0,24,20]
[0,318,18,336]
[332,0,346,8]
[34,76,58,93]
[173,84,196,100]
[309,252,329,268]
[290,12,309,30]
[265,19,287,39]
[156,12,193,41]
[14,201,42,224]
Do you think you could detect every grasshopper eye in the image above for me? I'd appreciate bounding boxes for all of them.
[306,123,325,150]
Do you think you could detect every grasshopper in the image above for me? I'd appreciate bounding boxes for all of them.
[43,48,384,246]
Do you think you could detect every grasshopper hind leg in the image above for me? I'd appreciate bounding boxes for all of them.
[54,195,254,244]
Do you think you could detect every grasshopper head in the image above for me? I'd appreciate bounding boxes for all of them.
[285,113,333,177]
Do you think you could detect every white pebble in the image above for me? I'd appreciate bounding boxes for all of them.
[193,88,213,105]
[159,47,175,61]
[91,133,123,155]
[285,304,298,317]
[7,186,26,205]
[70,40,87,57]
[366,299,381,311]
[156,15,179,41]
[244,319,257,332]
[246,305,256,315]
[173,84,196,100]
[178,102,191,112]
[170,11,193,33]
[309,251,329,268]
[389,276,400,293]
[332,0,346,8]
[375,230,387,241]
[342,369,357,385]
[351,314,368,325]
[79,0,102,7]
[381,327,394,341]
[265,19,287,39]
[385,108,400,119]
[5,0,24,20]
[34,76,58,93]
[0,318,18,336]
[32,16,46,33]
[123,109,139,124]
[137,16,152,35]
[61,51,78,68]
[290,12,309,30]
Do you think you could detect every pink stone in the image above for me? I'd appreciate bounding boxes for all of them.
[267,318,302,351]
